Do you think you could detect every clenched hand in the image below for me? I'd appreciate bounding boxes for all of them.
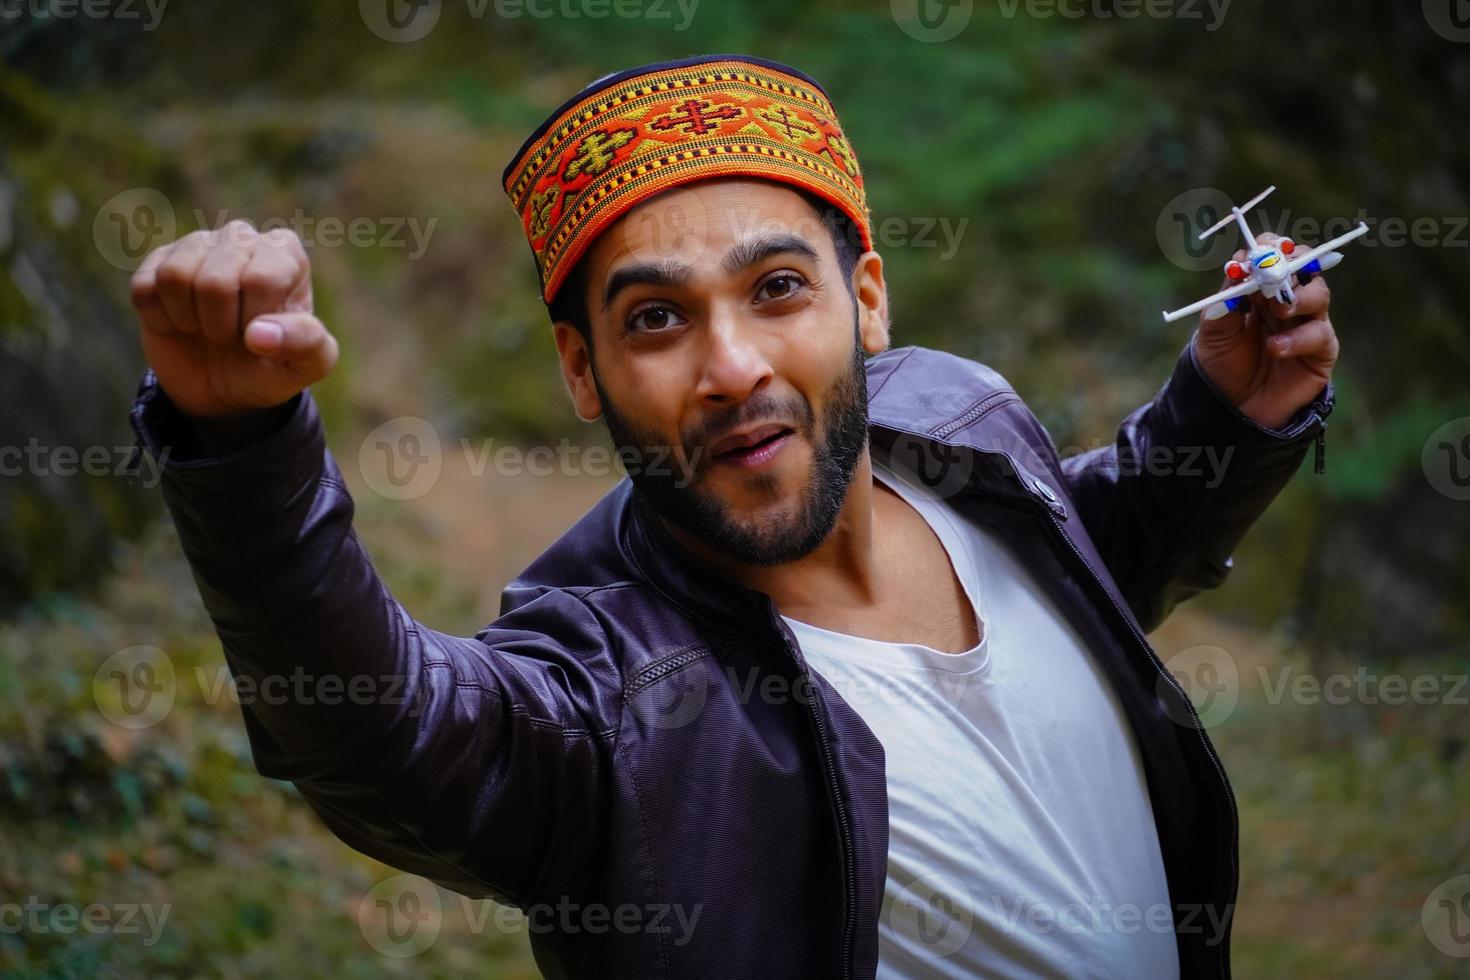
[130,221,338,419]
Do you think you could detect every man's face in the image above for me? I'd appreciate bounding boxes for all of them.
[552,179,889,566]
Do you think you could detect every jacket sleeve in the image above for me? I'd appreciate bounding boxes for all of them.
[1056,338,1333,633]
[128,370,613,904]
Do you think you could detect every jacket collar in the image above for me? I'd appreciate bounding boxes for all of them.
[618,347,1066,643]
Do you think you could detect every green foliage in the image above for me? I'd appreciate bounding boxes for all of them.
[1213,644,1470,978]
[2,3,1466,974]
[1318,376,1470,502]
[0,525,539,977]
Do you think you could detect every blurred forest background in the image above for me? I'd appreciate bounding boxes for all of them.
[1,0,1467,976]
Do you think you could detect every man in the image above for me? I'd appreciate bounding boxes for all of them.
[127,54,1336,978]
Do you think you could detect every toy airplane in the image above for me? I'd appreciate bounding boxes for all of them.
[1162,186,1370,323]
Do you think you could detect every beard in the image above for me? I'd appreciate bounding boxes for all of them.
[596,332,870,567]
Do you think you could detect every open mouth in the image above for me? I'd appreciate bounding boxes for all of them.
[711,426,797,468]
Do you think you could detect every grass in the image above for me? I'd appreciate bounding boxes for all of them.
[1,502,1464,977]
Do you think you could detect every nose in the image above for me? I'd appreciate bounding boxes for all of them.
[694,314,773,407]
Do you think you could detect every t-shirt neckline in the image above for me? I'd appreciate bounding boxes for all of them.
[779,460,992,676]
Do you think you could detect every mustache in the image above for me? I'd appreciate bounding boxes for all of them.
[686,392,811,460]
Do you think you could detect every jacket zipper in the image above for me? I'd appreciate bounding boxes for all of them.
[1035,502,1237,980]
[771,610,856,980]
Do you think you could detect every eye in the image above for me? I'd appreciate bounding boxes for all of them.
[756,271,807,302]
[625,303,687,334]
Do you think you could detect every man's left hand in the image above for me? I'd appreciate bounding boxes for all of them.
[1191,233,1338,430]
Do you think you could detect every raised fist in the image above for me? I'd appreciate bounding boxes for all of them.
[130,221,339,419]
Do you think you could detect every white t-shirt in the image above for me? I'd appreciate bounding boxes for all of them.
[781,460,1180,979]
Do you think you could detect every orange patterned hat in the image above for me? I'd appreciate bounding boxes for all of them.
[502,54,873,304]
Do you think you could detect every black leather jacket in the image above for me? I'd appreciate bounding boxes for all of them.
[129,341,1332,979]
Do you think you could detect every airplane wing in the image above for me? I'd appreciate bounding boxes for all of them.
[1162,279,1260,323]
[1196,185,1276,241]
[1285,222,1370,276]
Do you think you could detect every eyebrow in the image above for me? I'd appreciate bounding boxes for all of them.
[600,232,821,311]
[601,259,693,312]
[720,233,820,276]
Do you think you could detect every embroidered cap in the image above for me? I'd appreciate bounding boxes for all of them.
[502,54,873,304]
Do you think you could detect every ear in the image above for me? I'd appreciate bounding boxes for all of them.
[852,251,890,355]
[552,321,604,422]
